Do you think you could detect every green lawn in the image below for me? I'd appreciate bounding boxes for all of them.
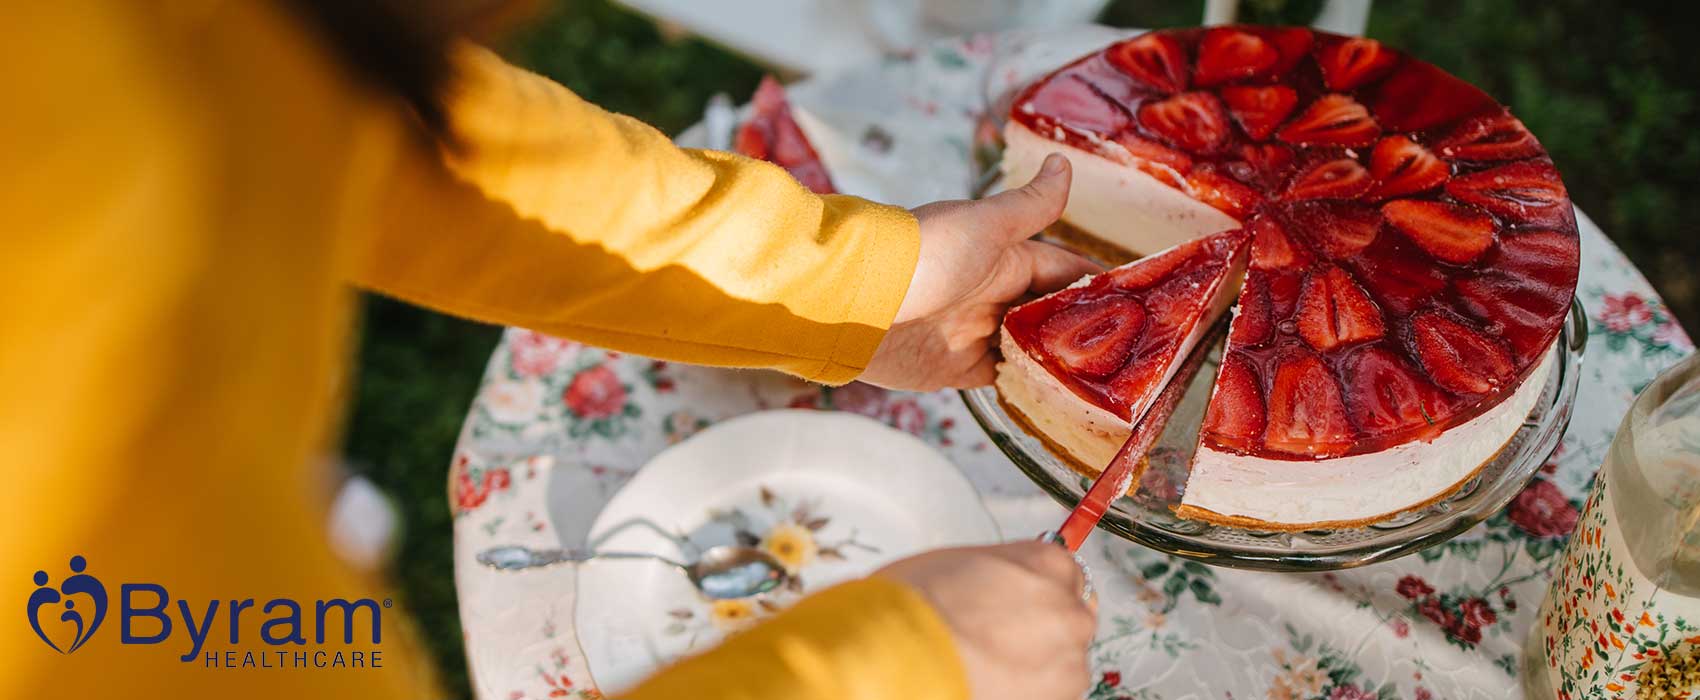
[341,1,1698,695]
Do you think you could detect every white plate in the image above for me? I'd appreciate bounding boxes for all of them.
[573,409,1001,693]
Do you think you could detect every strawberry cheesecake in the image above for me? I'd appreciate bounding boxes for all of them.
[998,229,1250,470]
[994,26,1580,529]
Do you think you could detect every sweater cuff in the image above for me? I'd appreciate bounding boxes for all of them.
[809,195,920,385]
[624,577,969,700]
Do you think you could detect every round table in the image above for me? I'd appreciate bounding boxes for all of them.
[447,29,1695,700]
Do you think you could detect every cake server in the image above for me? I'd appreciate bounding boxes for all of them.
[1051,323,1224,552]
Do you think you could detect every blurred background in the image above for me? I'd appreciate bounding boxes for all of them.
[339,0,1698,694]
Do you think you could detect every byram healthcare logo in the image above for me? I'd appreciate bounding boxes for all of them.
[25,555,388,669]
[27,556,105,654]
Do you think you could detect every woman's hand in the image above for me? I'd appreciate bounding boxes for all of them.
[860,154,1099,391]
[876,542,1097,700]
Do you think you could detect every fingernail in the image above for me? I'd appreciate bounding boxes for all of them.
[1042,153,1066,175]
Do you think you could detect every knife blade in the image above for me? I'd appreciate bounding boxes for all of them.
[1054,322,1224,551]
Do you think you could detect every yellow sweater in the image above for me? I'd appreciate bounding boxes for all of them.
[0,3,965,699]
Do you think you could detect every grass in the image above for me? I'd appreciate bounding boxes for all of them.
[340,1,1699,696]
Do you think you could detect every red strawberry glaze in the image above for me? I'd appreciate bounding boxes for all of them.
[735,76,836,194]
[1007,26,1580,460]
[1003,230,1250,422]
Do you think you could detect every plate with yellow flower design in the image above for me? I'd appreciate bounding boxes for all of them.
[573,409,1001,693]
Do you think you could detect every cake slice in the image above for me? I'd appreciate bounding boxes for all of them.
[995,26,1581,528]
[735,76,836,194]
[996,229,1250,471]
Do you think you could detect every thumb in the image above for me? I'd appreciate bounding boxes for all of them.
[974,153,1072,243]
[1020,240,1103,296]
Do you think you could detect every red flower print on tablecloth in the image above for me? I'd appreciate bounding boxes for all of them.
[1599,293,1654,333]
[1086,669,1132,700]
[510,331,575,378]
[452,456,512,514]
[1417,597,1453,628]
[888,399,927,435]
[829,382,889,417]
[1508,478,1579,538]
[1327,685,1375,700]
[1460,597,1496,628]
[1396,575,1434,600]
[1403,582,1507,648]
[565,366,626,419]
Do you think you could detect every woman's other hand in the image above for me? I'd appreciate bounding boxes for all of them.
[876,542,1097,700]
[861,154,1100,391]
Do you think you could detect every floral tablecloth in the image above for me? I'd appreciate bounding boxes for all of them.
[448,30,1696,700]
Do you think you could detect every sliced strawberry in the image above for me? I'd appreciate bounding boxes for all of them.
[1202,351,1266,450]
[1111,133,1194,173]
[1229,274,1273,347]
[1381,199,1497,264]
[1265,270,1304,324]
[1455,273,1570,363]
[1138,268,1214,331]
[1024,74,1130,136]
[1445,160,1572,228]
[1261,26,1315,75]
[1233,142,1297,190]
[1435,110,1541,162]
[1366,135,1449,201]
[1106,33,1189,94]
[1283,158,1373,200]
[1277,94,1381,147]
[1369,60,1496,132]
[1105,240,1192,291]
[1492,229,1581,284]
[1316,36,1398,91]
[1456,230,1579,363]
[1344,236,1447,315]
[1038,297,1147,379]
[1247,214,1306,270]
[1341,346,1450,438]
[1138,92,1231,152]
[1411,312,1515,395]
[1264,349,1355,456]
[1189,168,1263,219]
[1072,57,1149,106]
[1194,28,1279,87]
[1282,200,1382,258]
[1296,266,1385,350]
[1220,85,1298,141]
[1104,352,1167,416]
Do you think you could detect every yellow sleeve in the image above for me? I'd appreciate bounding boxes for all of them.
[625,578,969,700]
[353,43,920,384]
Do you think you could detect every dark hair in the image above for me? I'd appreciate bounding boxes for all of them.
[279,0,457,132]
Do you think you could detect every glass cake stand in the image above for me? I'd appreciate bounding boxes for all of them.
[964,299,1585,572]
[964,30,1585,570]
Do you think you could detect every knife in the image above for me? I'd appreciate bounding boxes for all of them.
[1051,322,1225,552]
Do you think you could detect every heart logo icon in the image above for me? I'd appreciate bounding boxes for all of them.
[26,556,107,654]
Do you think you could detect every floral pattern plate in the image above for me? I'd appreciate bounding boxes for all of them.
[571,410,1000,694]
[451,27,1695,700]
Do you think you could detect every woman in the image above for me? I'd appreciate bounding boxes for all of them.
[2,2,1100,699]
